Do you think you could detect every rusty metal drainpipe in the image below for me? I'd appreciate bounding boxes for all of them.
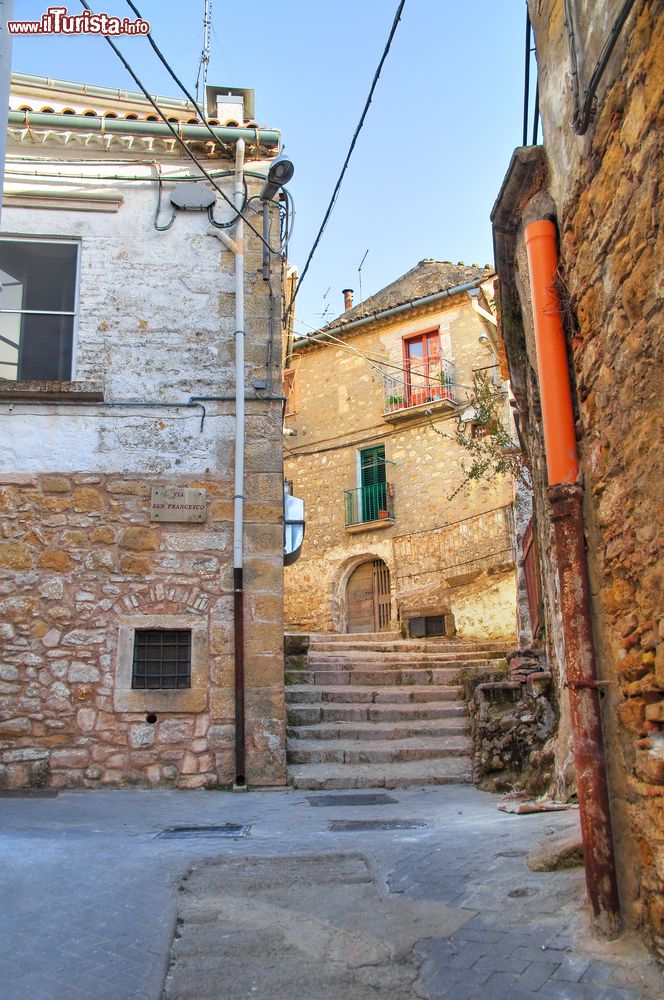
[525,219,621,939]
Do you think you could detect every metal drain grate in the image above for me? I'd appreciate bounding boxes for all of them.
[156,824,251,840]
[307,793,398,808]
[495,850,529,858]
[328,819,427,832]
[0,789,59,798]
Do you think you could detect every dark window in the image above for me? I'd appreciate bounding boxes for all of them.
[131,629,192,689]
[0,239,79,381]
[409,615,446,638]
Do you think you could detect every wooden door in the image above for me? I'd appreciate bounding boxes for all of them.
[346,559,391,633]
[360,446,387,523]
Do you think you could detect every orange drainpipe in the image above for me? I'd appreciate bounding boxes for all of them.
[525,219,621,938]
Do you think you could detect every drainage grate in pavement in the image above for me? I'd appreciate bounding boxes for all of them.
[328,819,427,832]
[508,886,538,897]
[307,793,398,808]
[0,789,59,798]
[156,824,251,840]
[495,849,529,858]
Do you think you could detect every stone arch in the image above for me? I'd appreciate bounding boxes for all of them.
[332,551,395,634]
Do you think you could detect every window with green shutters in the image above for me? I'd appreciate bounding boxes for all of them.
[360,445,387,522]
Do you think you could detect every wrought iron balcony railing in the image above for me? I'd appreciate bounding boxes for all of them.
[344,482,395,527]
[383,358,456,415]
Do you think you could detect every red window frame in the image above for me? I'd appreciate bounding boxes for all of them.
[402,328,442,407]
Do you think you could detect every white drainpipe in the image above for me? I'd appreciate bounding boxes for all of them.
[209,139,247,788]
[233,138,245,575]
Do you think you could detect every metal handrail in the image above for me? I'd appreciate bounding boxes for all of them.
[384,357,456,414]
[344,482,395,526]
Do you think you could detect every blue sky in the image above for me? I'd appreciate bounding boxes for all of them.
[9,1,527,332]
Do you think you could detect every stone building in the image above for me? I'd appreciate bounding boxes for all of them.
[0,74,290,789]
[491,1,663,951]
[284,261,519,641]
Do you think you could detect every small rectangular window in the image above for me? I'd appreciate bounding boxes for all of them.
[0,238,79,381]
[131,629,192,690]
[409,616,446,638]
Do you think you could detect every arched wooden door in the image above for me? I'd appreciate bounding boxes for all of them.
[346,559,391,633]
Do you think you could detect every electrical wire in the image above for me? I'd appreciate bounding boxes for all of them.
[284,0,407,321]
[77,0,279,253]
[564,0,639,135]
[124,0,283,245]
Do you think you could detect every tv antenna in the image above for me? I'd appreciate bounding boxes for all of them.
[195,0,212,110]
[357,249,369,304]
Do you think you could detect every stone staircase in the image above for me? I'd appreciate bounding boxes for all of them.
[285,632,509,790]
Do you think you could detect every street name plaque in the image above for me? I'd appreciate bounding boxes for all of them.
[150,487,207,523]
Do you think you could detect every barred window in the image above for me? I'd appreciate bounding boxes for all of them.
[131,629,191,690]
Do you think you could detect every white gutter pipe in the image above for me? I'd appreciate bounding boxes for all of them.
[233,138,245,576]
[231,138,247,789]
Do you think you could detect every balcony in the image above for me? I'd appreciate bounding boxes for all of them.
[383,358,456,418]
[344,483,395,532]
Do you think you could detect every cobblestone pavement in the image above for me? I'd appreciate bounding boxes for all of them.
[0,786,661,999]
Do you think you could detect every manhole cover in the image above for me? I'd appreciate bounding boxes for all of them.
[307,794,397,808]
[156,824,251,840]
[0,789,59,798]
[496,850,529,858]
[508,886,538,898]
[328,819,427,832]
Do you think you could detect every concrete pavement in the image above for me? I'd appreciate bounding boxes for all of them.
[0,786,661,999]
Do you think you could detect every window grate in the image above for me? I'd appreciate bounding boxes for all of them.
[131,629,192,690]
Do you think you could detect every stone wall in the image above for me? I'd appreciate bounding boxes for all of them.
[0,469,285,790]
[494,0,663,952]
[284,294,517,639]
[0,140,286,787]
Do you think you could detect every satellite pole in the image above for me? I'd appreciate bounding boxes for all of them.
[358,249,369,305]
[196,0,212,111]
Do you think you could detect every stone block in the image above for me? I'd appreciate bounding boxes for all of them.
[50,749,90,768]
[619,697,647,732]
[63,629,105,646]
[158,719,195,744]
[0,718,31,737]
[38,550,74,572]
[72,487,105,512]
[645,702,664,723]
[41,476,71,493]
[90,526,114,543]
[129,724,156,748]
[77,708,97,732]
[42,628,62,648]
[68,662,100,683]
[119,526,159,551]
[120,554,151,575]
[0,542,32,569]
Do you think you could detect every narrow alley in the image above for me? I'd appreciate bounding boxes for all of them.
[1,787,661,1000]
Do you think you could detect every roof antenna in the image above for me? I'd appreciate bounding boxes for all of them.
[195,0,212,112]
[358,249,369,305]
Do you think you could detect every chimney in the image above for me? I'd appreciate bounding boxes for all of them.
[342,288,354,311]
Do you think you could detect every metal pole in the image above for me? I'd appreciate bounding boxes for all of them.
[0,0,14,231]
[548,484,621,937]
[523,7,531,147]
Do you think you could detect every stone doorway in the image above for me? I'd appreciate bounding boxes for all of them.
[346,559,391,633]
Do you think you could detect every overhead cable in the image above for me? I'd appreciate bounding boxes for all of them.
[284,0,408,321]
[77,0,278,252]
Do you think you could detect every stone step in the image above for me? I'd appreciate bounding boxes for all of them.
[286,667,470,687]
[287,701,466,727]
[288,717,468,742]
[286,736,471,766]
[287,758,473,790]
[308,651,505,665]
[301,632,402,643]
[309,640,509,655]
[285,684,463,705]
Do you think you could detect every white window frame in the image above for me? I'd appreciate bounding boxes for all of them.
[0,234,81,381]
